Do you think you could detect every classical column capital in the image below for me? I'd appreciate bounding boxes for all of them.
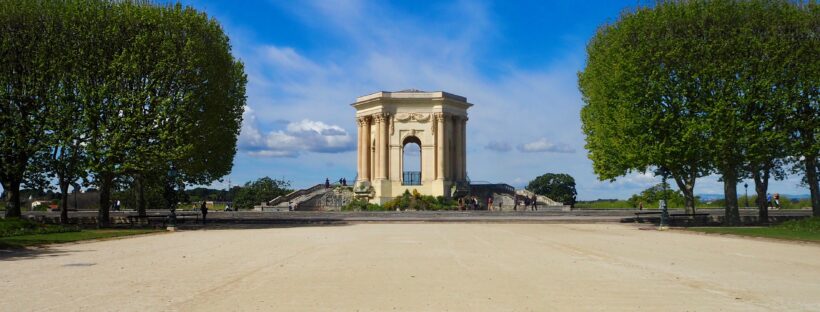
[373,112,389,123]
[356,115,371,126]
[433,112,449,120]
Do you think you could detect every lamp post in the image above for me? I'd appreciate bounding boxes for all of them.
[744,183,749,208]
[165,165,178,230]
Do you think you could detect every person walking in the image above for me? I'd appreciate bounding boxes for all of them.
[200,201,208,224]
[766,193,773,209]
[513,196,518,211]
[531,195,538,211]
[487,197,494,211]
[325,178,330,188]
[773,193,781,210]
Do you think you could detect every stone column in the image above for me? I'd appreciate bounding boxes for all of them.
[374,114,382,180]
[452,115,462,181]
[378,113,389,180]
[356,117,363,180]
[461,116,468,180]
[372,113,390,180]
[361,116,371,181]
[435,112,447,180]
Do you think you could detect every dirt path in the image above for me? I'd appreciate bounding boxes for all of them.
[2,223,819,311]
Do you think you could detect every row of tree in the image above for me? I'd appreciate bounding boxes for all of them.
[0,0,246,225]
[112,177,291,211]
[579,0,819,224]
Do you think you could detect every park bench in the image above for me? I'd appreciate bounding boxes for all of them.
[634,211,661,223]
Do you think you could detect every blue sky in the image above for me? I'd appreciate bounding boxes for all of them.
[173,0,809,200]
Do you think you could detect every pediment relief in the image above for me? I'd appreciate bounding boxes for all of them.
[394,112,430,123]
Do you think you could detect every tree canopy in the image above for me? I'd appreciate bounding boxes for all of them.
[0,0,246,224]
[526,173,577,206]
[579,0,819,223]
[233,177,292,210]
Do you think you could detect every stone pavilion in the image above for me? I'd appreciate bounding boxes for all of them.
[353,90,472,204]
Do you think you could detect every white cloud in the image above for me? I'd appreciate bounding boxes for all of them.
[238,106,354,158]
[258,46,322,74]
[485,141,512,152]
[517,138,575,153]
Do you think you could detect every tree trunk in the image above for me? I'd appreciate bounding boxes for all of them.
[59,180,70,224]
[722,170,740,226]
[135,174,146,217]
[2,180,22,218]
[752,168,769,225]
[806,156,820,216]
[672,175,696,214]
[98,173,113,227]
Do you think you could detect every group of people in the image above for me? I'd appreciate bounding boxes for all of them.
[457,196,481,210]
[767,193,782,210]
[456,194,539,211]
[325,177,348,188]
[513,195,539,211]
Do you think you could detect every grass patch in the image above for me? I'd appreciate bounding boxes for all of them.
[1,218,79,237]
[689,217,820,242]
[0,229,160,248]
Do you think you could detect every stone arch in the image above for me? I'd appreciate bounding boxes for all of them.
[402,135,422,185]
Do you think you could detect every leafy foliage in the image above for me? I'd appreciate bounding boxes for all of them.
[233,177,292,210]
[525,173,577,206]
[579,0,819,221]
[0,218,79,238]
[382,190,456,211]
[627,184,685,209]
[0,1,246,224]
[342,199,385,211]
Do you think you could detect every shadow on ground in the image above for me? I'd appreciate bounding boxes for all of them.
[0,247,92,261]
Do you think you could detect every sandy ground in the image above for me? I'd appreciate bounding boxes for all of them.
[2,223,820,311]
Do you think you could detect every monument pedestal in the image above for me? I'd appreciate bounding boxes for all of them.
[371,179,393,204]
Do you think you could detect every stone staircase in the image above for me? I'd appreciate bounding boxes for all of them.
[254,184,354,212]
[515,189,565,207]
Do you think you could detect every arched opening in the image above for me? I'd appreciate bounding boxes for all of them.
[402,136,421,185]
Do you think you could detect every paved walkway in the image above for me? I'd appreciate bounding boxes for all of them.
[2,223,819,311]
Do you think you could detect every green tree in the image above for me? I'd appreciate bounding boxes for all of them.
[65,1,246,225]
[233,177,292,210]
[0,1,64,218]
[0,1,246,225]
[579,1,712,215]
[579,0,817,223]
[526,173,577,206]
[43,1,90,223]
[627,183,685,209]
[784,3,820,216]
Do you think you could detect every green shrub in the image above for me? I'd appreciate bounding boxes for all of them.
[342,199,385,211]
[0,218,79,237]
[382,190,456,211]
